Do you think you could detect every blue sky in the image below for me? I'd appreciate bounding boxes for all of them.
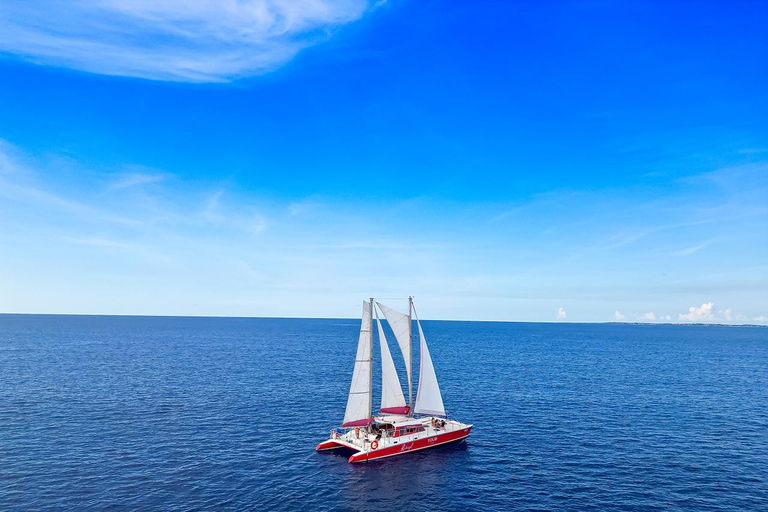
[0,0,766,322]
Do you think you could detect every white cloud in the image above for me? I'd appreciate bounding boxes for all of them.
[679,302,715,322]
[0,0,373,82]
[643,312,656,321]
[754,316,768,322]
[557,307,566,319]
[718,308,733,321]
[660,315,671,321]
[614,310,624,320]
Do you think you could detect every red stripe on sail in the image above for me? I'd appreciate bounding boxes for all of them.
[341,418,372,427]
[379,406,410,415]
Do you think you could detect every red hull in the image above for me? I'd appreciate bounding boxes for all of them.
[348,426,472,463]
[315,439,357,451]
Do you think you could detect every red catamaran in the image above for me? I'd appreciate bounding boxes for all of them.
[316,297,472,463]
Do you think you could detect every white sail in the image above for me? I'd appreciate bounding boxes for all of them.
[375,309,408,414]
[375,302,411,387]
[342,300,372,427]
[413,313,446,417]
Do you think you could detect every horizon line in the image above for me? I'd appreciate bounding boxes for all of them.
[0,312,764,328]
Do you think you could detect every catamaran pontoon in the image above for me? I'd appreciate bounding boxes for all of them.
[316,297,472,463]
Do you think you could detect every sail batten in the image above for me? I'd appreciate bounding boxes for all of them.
[342,300,373,427]
[413,309,446,417]
[375,308,408,414]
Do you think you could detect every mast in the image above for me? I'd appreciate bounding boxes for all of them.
[369,297,374,423]
[408,296,413,417]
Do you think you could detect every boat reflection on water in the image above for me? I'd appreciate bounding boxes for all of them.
[339,442,473,511]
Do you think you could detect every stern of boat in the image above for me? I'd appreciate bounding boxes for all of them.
[315,433,364,453]
[315,439,346,451]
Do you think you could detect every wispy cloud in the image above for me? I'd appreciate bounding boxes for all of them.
[0,0,374,82]
[108,171,166,191]
[202,190,226,224]
[0,141,268,237]
[60,235,139,249]
[2,138,767,320]
[491,189,584,222]
[288,201,326,216]
[672,240,712,256]
[304,240,442,250]
[0,174,141,226]
[249,215,268,234]
[199,189,268,233]
[601,230,650,250]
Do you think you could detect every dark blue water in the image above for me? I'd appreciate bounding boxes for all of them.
[1,315,767,511]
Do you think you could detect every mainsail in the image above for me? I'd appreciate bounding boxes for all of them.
[375,308,408,414]
[412,308,446,417]
[342,300,373,427]
[375,301,412,399]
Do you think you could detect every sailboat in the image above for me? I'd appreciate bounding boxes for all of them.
[316,297,473,463]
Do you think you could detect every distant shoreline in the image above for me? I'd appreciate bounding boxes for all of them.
[602,321,766,328]
[0,312,765,328]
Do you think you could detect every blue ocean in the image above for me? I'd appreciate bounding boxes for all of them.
[1,315,766,511]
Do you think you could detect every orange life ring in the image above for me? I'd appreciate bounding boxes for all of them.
[370,440,379,450]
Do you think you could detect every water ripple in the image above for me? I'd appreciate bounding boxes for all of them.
[1,315,766,511]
